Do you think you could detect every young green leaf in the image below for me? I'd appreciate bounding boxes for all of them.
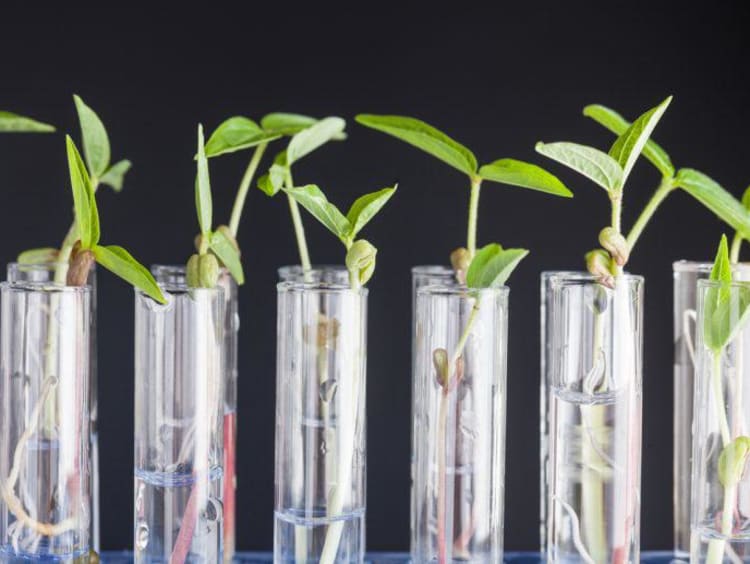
[195,124,212,237]
[742,185,750,210]
[73,94,111,177]
[346,186,397,238]
[98,160,132,192]
[675,169,750,240]
[209,230,245,285]
[257,163,287,197]
[355,114,478,176]
[65,136,100,249]
[286,117,346,165]
[0,111,55,133]
[608,96,672,186]
[718,436,750,488]
[583,104,674,177]
[466,243,529,289]
[283,185,351,241]
[204,116,281,158]
[535,141,623,193]
[261,113,347,140]
[92,244,166,304]
[703,235,750,351]
[17,248,59,264]
[478,159,572,197]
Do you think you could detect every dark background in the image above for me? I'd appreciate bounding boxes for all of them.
[1,1,749,552]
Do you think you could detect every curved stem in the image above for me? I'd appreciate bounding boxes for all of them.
[229,143,267,237]
[284,170,312,273]
[730,232,744,265]
[625,176,675,252]
[610,192,624,276]
[466,177,482,259]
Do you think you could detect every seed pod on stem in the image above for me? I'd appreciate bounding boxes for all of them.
[599,227,630,266]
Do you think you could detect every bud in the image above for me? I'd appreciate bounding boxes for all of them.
[598,227,630,266]
[66,249,95,287]
[186,254,201,287]
[450,247,471,284]
[585,249,615,289]
[433,348,449,389]
[346,239,377,287]
[718,436,750,488]
[216,225,241,254]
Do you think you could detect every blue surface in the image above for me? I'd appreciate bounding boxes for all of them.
[98,551,686,563]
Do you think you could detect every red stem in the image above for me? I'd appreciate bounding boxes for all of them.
[223,412,236,557]
[169,474,200,564]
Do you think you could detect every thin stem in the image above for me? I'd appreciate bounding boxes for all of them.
[284,170,312,273]
[625,176,675,252]
[730,232,744,265]
[610,192,624,276]
[228,143,268,238]
[712,350,731,447]
[466,177,482,259]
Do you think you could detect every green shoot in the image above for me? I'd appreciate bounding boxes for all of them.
[356,114,571,283]
[283,183,395,289]
[0,111,55,133]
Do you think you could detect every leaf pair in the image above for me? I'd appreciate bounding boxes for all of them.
[283,185,396,247]
[65,137,165,304]
[466,243,529,289]
[703,235,750,351]
[536,96,672,195]
[205,113,346,159]
[73,95,131,192]
[257,117,348,197]
[194,125,244,285]
[355,114,572,198]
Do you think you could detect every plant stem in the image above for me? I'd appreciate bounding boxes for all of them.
[712,351,731,447]
[228,143,267,238]
[284,170,312,273]
[436,297,481,564]
[466,177,482,259]
[730,232,744,265]
[625,176,675,252]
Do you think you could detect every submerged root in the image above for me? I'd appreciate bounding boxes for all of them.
[554,496,596,564]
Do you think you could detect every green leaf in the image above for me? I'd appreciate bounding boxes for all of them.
[283,185,351,241]
[346,186,397,238]
[257,163,287,197]
[583,104,675,177]
[535,141,623,193]
[73,94,111,177]
[261,113,347,140]
[703,235,750,351]
[98,159,132,192]
[204,116,281,157]
[195,124,212,237]
[676,169,750,240]
[209,230,245,285]
[17,248,59,264]
[742,186,750,210]
[478,159,572,197]
[608,96,672,186]
[286,117,347,165]
[0,111,55,132]
[65,136,100,249]
[466,243,529,289]
[92,244,166,304]
[718,436,750,488]
[356,114,477,176]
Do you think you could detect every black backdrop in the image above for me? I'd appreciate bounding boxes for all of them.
[1,1,749,552]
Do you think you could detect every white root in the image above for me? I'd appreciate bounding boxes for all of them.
[554,496,596,564]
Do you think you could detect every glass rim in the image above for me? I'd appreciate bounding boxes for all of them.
[0,280,92,295]
[417,283,509,298]
[697,278,750,290]
[136,284,225,299]
[411,264,453,275]
[277,280,368,295]
[548,272,644,287]
[7,261,97,271]
[541,270,588,280]
[278,264,347,275]
[674,259,750,273]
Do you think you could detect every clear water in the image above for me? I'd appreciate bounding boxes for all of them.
[0,437,89,560]
[133,467,223,563]
[273,508,365,563]
[692,524,750,562]
[548,388,640,564]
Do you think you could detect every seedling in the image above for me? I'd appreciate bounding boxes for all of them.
[204,112,346,273]
[285,181,394,564]
[357,114,571,563]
